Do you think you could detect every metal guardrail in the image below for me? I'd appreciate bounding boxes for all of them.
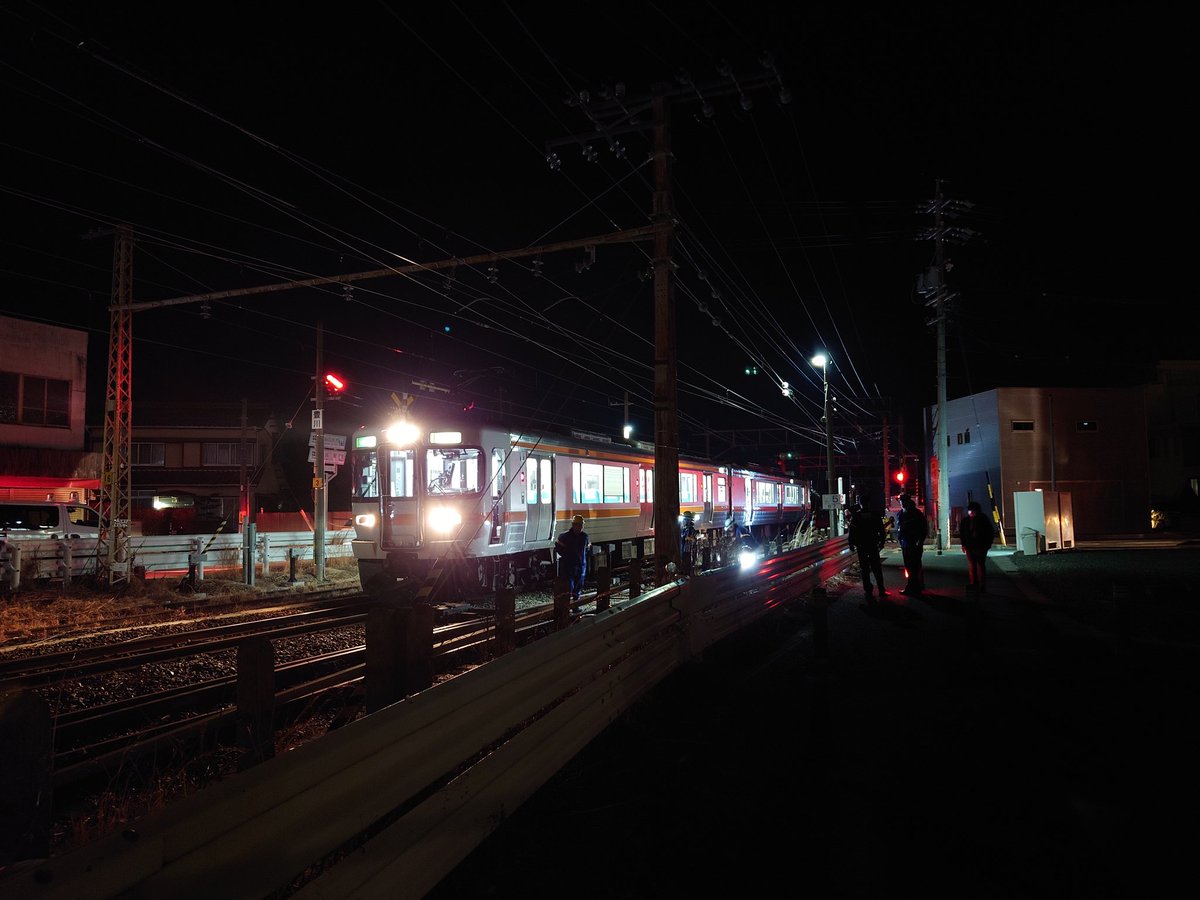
[0,537,851,900]
[0,530,355,588]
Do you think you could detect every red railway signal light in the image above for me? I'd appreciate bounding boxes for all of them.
[324,373,346,394]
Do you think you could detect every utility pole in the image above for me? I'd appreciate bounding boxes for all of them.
[934,182,949,552]
[98,224,134,585]
[882,416,891,501]
[917,179,975,555]
[314,322,326,582]
[546,62,787,582]
[651,89,681,582]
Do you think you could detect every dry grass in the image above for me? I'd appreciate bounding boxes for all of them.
[1,556,362,645]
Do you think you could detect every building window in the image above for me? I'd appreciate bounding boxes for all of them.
[0,370,70,427]
[956,433,964,445]
[1012,420,1035,432]
[1077,420,1099,432]
[132,442,165,466]
[202,442,255,466]
[964,428,970,443]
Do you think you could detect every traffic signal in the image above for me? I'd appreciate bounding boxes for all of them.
[324,373,346,394]
[894,469,907,486]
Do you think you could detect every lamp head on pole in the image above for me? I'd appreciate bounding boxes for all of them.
[811,353,828,369]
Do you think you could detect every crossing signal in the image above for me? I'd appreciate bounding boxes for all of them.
[894,469,907,485]
[324,373,346,394]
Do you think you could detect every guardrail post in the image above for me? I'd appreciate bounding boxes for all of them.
[0,690,52,865]
[367,607,402,713]
[628,558,642,599]
[260,533,271,576]
[236,637,275,771]
[553,577,571,630]
[242,522,257,587]
[811,586,829,665]
[495,587,516,654]
[56,540,72,586]
[595,566,612,613]
[367,605,435,713]
[1,541,22,595]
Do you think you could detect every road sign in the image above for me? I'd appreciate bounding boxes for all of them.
[308,448,347,466]
[308,432,346,450]
[311,409,323,430]
[821,494,845,510]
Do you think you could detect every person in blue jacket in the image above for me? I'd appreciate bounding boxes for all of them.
[554,514,590,603]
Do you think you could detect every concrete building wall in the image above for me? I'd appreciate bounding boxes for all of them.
[0,315,88,450]
[934,386,1150,538]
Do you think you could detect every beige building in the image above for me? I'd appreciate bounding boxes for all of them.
[0,315,100,501]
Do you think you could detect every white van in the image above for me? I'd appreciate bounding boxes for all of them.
[0,501,102,540]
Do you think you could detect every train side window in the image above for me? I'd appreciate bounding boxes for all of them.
[641,469,653,503]
[491,449,505,499]
[539,459,552,504]
[679,472,697,503]
[602,464,627,503]
[784,484,800,505]
[716,475,727,503]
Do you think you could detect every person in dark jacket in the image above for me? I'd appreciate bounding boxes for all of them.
[847,499,888,602]
[554,514,590,603]
[957,500,996,592]
[897,493,928,596]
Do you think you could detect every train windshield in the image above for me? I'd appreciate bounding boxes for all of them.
[353,450,378,499]
[426,447,482,495]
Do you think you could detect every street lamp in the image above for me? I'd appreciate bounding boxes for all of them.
[811,353,839,536]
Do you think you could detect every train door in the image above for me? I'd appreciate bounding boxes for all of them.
[743,474,754,525]
[489,448,505,545]
[524,453,555,543]
[703,473,713,525]
[639,467,654,531]
[381,447,417,548]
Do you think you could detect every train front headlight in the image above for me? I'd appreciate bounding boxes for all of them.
[427,506,463,534]
[355,513,377,528]
[385,421,421,446]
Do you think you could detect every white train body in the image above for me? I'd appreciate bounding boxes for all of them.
[349,416,811,595]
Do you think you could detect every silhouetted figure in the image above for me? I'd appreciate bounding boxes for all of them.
[847,499,888,602]
[554,514,590,603]
[680,510,698,575]
[958,500,995,592]
[897,493,928,596]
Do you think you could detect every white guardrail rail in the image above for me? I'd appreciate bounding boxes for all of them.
[0,530,355,587]
[0,537,851,900]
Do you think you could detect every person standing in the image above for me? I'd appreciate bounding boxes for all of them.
[897,493,928,596]
[847,499,888,602]
[958,500,995,592]
[554,514,590,604]
[680,510,698,575]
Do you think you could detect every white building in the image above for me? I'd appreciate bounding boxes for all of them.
[929,386,1150,539]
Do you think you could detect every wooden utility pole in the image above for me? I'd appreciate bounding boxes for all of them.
[651,89,681,582]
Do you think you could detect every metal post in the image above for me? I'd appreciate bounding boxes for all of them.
[314,323,326,582]
[821,358,838,537]
[934,180,950,553]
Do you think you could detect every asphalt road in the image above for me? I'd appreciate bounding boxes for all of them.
[427,540,1200,899]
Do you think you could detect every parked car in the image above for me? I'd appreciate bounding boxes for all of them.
[0,501,101,540]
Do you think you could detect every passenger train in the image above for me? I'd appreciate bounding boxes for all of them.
[348,414,814,600]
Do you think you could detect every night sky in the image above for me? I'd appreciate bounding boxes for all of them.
[0,3,1188,469]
